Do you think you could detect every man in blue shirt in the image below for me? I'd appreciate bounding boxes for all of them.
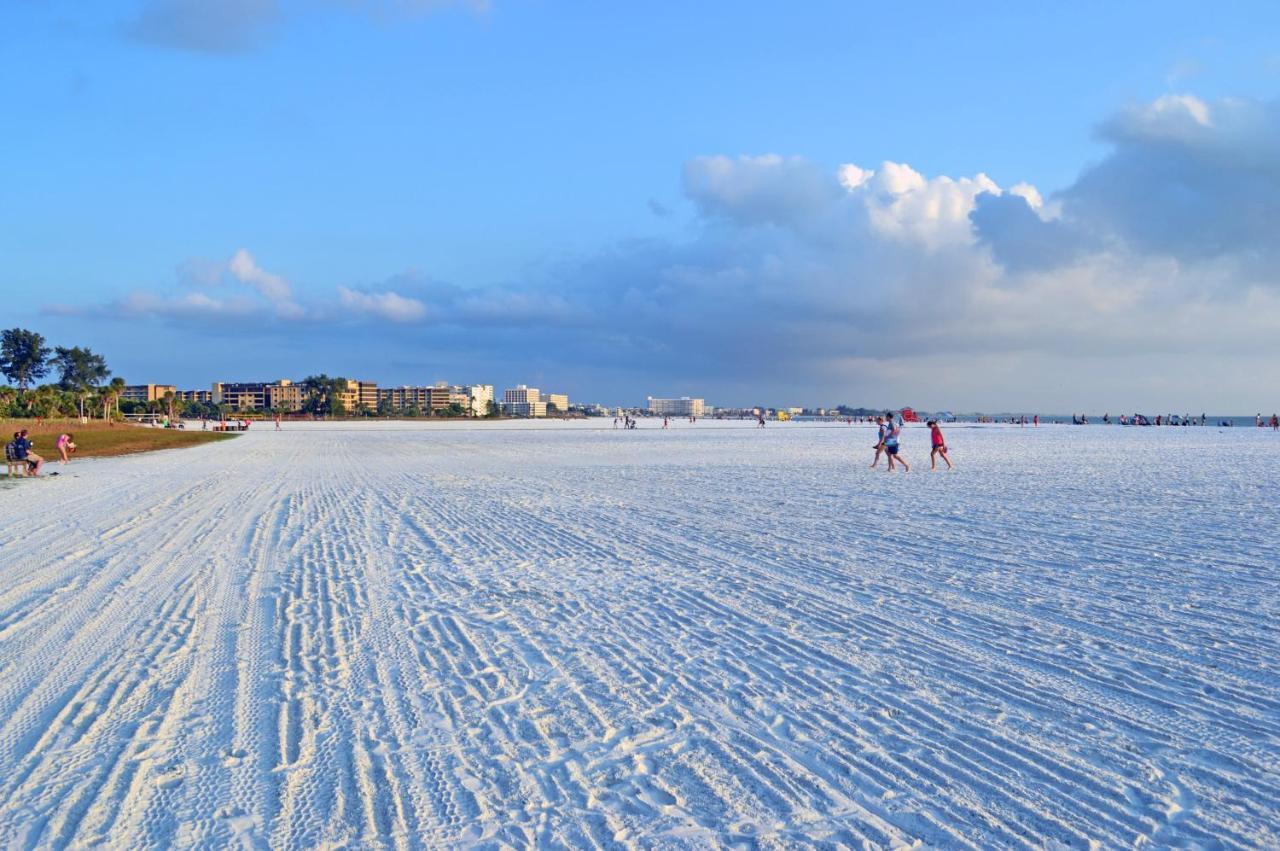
[884,417,910,472]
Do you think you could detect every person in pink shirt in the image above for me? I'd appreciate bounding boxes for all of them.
[56,432,76,464]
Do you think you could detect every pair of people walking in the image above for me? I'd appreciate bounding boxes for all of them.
[870,415,908,472]
[869,415,953,472]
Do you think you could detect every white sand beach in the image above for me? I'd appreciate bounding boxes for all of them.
[0,420,1276,848]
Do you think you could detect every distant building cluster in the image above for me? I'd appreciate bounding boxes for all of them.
[118,379,550,418]
[122,379,728,421]
[500,385,571,418]
[647,396,706,417]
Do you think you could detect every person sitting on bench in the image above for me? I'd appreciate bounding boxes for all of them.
[12,430,43,477]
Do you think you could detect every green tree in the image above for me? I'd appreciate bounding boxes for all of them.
[300,375,349,417]
[0,328,52,390]
[26,385,64,418]
[0,385,17,416]
[53,346,111,419]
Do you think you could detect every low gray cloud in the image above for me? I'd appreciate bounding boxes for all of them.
[126,0,280,54]
[125,0,487,54]
[970,192,1100,273]
[976,95,1280,273]
[1066,96,1280,264]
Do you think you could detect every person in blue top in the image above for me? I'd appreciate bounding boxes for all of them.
[13,429,44,476]
[884,417,910,472]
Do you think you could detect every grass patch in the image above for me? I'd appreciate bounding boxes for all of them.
[2,419,236,460]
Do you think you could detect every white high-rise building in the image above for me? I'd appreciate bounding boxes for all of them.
[647,396,705,417]
[503,385,546,418]
[465,384,494,417]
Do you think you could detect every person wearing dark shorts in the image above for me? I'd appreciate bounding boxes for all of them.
[884,417,909,472]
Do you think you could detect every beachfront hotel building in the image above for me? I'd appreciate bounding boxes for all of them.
[121,384,177,403]
[466,384,494,416]
[176,389,213,404]
[377,385,452,412]
[647,396,706,417]
[544,393,569,413]
[338,380,378,413]
[212,380,303,412]
[503,385,547,418]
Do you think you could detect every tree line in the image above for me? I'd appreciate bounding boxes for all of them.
[0,327,118,419]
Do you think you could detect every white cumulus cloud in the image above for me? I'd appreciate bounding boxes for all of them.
[336,286,428,323]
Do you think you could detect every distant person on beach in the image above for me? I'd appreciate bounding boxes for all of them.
[884,417,909,472]
[870,415,887,468]
[757,414,766,428]
[1271,414,1278,431]
[57,433,75,464]
[928,420,952,470]
[274,413,282,431]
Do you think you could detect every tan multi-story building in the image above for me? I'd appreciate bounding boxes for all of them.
[121,384,177,403]
[175,389,213,404]
[544,393,569,413]
[503,385,546,417]
[357,380,378,410]
[376,385,451,412]
[647,397,706,417]
[267,382,303,411]
[212,380,303,412]
[338,380,378,413]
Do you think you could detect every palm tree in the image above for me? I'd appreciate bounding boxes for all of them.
[27,385,60,419]
[106,377,126,423]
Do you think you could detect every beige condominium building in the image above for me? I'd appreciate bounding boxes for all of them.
[212,380,304,412]
[647,396,706,417]
[121,384,177,403]
[503,385,547,418]
[544,393,569,413]
[338,380,378,412]
[175,389,213,403]
[377,385,452,412]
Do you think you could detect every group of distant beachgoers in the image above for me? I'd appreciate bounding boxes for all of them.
[1071,413,1280,428]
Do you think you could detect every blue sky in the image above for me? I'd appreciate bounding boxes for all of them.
[4,1,1280,410]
